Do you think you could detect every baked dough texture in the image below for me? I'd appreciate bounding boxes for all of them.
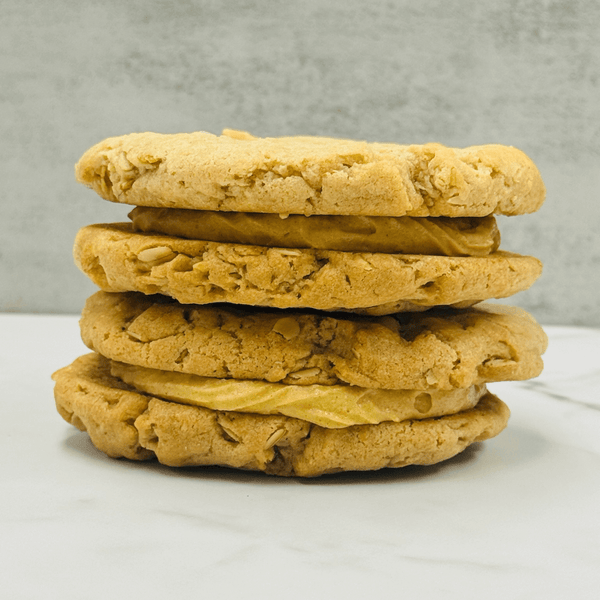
[73,224,542,314]
[59,129,546,476]
[53,353,510,477]
[74,130,545,217]
[81,291,548,390]
[129,207,501,256]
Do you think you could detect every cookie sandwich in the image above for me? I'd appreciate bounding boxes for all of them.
[53,130,547,476]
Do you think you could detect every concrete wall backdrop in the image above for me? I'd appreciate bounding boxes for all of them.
[1,0,599,325]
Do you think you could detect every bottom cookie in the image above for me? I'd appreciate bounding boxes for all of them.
[52,353,510,477]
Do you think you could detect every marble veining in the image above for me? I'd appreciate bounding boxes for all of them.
[2,316,600,599]
[520,378,600,412]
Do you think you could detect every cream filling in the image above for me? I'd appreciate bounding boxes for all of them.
[110,360,487,428]
[129,207,500,256]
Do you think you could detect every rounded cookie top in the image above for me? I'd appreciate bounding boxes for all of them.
[73,223,543,314]
[81,291,548,390]
[75,130,545,217]
[53,353,510,477]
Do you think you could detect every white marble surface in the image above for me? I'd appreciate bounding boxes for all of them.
[2,313,599,599]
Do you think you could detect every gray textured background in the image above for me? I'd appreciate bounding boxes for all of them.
[2,0,599,325]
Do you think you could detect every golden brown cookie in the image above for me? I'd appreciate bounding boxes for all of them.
[129,207,501,256]
[80,291,548,390]
[74,223,542,314]
[53,353,153,460]
[75,130,545,217]
[53,353,510,477]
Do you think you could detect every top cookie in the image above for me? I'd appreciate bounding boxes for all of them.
[75,130,545,217]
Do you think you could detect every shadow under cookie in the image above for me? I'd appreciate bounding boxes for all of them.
[53,353,510,478]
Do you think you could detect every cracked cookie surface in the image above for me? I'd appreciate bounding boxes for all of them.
[53,353,510,477]
[75,130,545,217]
[81,291,548,390]
[74,223,543,314]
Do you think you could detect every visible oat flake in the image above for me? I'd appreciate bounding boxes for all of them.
[138,246,175,263]
[289,367,321,380]
[264,428,286,450]
[272,317,301,340]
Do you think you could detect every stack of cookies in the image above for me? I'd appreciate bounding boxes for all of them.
[53,130,547,477]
